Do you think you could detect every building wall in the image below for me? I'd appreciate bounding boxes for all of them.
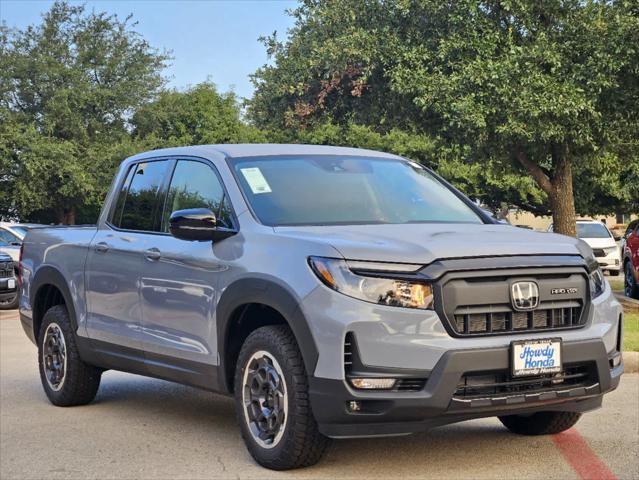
[506,211,638,232]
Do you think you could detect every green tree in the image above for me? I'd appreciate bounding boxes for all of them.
[0,1,169,224]
[250,0,639,234]
[132,82,265,147]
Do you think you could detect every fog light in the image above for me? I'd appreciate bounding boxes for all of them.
[350,378,396,390]
[348,401,361,412]
[611,354,621,368]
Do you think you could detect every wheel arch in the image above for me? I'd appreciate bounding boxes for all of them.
[216,277,318,394]
[30,266,78,341]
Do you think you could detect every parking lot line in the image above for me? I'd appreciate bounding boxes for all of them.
[553,428,617,480]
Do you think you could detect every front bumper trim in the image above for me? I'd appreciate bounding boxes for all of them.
[310,338,621,438]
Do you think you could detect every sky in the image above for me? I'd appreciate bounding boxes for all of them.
[0,0,297,100]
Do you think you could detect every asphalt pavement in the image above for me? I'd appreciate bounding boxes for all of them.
[1,309,637,480]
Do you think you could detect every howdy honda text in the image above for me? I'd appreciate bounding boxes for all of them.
[520,345,556,368]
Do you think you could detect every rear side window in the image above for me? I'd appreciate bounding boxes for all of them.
[118,160,171,231]
[161,160,233,231]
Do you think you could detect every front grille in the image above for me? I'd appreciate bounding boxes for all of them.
[453,306,582,335]
[0,263,14,278]
[439,268,588,337]
[454,363,595,399]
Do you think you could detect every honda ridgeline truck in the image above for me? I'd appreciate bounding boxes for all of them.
[18,145,624,470]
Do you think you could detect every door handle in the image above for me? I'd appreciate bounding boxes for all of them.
[94,242,110,253]
[144,248,161,261]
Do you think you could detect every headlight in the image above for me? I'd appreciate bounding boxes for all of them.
[589,268,605,299]
[308,256,434,309]
[603,246,618,256]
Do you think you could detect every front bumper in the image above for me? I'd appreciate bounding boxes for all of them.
[309,338,622,438]
[596,252,621,271]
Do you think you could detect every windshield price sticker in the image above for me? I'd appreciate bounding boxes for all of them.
[240,167,272,194]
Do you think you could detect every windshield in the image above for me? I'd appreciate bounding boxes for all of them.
[577,223,611,239]
[231,156,483,226]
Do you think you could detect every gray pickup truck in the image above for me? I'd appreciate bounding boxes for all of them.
[19,144,624,470]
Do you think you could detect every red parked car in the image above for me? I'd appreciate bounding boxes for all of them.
[623,220,639,299]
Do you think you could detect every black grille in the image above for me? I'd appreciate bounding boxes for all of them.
[439,268,588,337]
[453,306,582,335]
[454,363,595,399]
[0,262,14,278]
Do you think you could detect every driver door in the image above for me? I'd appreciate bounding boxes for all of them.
[138,158,235,383]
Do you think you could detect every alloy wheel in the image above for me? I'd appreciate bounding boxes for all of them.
[242,350,288,449]
[42,322,67,391]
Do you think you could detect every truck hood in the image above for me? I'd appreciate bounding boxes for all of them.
[274,223,590,264]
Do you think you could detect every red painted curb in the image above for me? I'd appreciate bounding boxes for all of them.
[552,428,617,480]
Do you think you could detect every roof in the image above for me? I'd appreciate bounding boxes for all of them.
[128,144,404,162]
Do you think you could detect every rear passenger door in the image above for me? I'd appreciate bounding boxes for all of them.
[138,158,234,379]
[85,159,172,353]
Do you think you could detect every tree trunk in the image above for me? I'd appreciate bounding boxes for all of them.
[515,148,577,237]
[56,206,76,225]
[549,155,577,237]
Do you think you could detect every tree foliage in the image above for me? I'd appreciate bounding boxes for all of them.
[0,1,169,223]
[249,0,639,232]
[132,82,265,148]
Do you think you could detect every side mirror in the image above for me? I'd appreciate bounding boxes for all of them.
[169,208,237,242]
[613,233,621,241]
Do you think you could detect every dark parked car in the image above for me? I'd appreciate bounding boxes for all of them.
[0,252,18,310]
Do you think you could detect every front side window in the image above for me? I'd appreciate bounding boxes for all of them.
[119,160,171,231]
[231,156,482,226]
[161,160,233,232]
[576,223,611,239]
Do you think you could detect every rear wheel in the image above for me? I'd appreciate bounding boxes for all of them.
[234,325,330,470]
[625,261,639,299]
[499,411,582,435]
[38,305,102,406]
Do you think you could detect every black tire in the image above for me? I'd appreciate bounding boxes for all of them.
[625,261,639,300]
[0,292,19,310]
[234,325,330,470]
[38,305,102,406]
[499,411,582,435]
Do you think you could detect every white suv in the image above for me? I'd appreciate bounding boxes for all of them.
[548,220,621,274]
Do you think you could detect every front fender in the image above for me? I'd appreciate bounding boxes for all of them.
[216,276,319,393]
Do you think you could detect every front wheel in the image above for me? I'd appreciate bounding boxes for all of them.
[234,325,330,470]
[499,411,582,435]
[625,261,639,299]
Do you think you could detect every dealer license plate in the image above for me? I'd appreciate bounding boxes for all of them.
[511,338,562,377]
[7,279,15,290]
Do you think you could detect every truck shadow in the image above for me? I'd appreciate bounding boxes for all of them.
[89,371,567,477]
